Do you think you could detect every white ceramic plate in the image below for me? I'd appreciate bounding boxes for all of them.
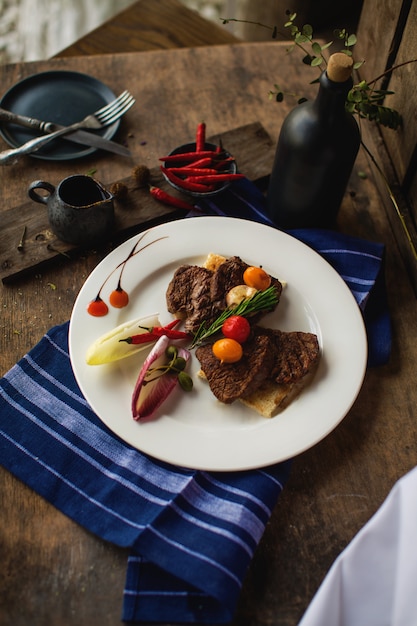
[69,217,367,471]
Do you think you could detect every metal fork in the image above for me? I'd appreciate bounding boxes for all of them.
[0,90,135,165]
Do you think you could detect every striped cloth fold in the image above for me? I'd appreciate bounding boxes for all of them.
[0,179,391,623]
[0,323,290,623]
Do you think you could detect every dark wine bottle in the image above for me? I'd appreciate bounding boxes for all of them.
[267,52,360,229]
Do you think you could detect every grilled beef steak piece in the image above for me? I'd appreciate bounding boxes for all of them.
[195,332,274,403]
[210,256,283,305]
[197,326,320,405]
[209,256,250,304]
[166,256,282,334]
[166,265,215,332]
[269,330,320,384]
[255,327,320,384]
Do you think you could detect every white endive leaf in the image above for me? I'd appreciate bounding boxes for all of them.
[131,335,190,420]
[86,313,160,365]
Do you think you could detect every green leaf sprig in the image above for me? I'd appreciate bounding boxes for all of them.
[264,11,404,130]
[190,285,279,348]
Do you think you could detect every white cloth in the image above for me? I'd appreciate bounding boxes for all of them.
[298,466,417,626]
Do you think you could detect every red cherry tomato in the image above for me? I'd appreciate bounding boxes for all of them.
[221,315,251,343]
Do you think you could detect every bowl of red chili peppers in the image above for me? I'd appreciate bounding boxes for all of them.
[159,123,243,198]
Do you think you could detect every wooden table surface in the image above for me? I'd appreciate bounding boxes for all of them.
[1,2,417,625]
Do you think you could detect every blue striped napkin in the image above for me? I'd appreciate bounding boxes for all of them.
[0,179,390,623]
[0,328,290,623]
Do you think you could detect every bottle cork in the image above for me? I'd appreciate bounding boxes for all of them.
[327,53,353,83]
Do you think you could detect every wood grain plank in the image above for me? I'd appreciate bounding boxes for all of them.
[351,0,417,286]
[2,39,417,626]
[0,123,274,282]
[379,1,417,188]
[355,0,403,83]
[56,0,240,57]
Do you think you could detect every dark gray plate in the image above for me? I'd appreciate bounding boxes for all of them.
[0,70,119,161]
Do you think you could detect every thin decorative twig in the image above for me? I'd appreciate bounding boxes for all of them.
[361,139,417,260]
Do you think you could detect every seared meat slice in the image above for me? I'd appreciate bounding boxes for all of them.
[209,256,249,305]
[197,326,320,406]
[166,257,283,335]
[166,265,214,331]
[210,256,283,308]
[196,332,274,403]
[257,327,320,384]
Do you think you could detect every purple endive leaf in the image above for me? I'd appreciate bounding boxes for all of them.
[131,335,191,420]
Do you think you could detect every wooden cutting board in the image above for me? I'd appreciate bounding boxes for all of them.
[0,122,275,282]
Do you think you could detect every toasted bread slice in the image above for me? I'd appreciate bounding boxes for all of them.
[240,364,319,417]
[198,365,318,418]
[203,252,227,272]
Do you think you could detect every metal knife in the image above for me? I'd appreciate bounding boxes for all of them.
[0,107,131,157]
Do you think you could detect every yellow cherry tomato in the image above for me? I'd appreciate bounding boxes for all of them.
[243,266,271,291]
[212,338,243,364]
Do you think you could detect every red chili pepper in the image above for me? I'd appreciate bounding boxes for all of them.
[214,157,235,169]
[163,319,182,330]
[196,122,206,152]
[149,185,195,211]
[160,328,191,339]
[183,176,216,187]
[119,321,190,344]
[183,157,214,169]
[159,150,219,163]
[145,321,190,340]
[121,333,158,345]
[167,167,219,176]
[190,173,245,184]
[161,166,215,192]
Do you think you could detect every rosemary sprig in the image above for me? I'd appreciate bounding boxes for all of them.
[190,286,279,348]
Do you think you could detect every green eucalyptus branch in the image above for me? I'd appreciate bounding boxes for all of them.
[270,12,404,129]
[227,11,400,130]
[221,17,278,39]
[222,11,417,254]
